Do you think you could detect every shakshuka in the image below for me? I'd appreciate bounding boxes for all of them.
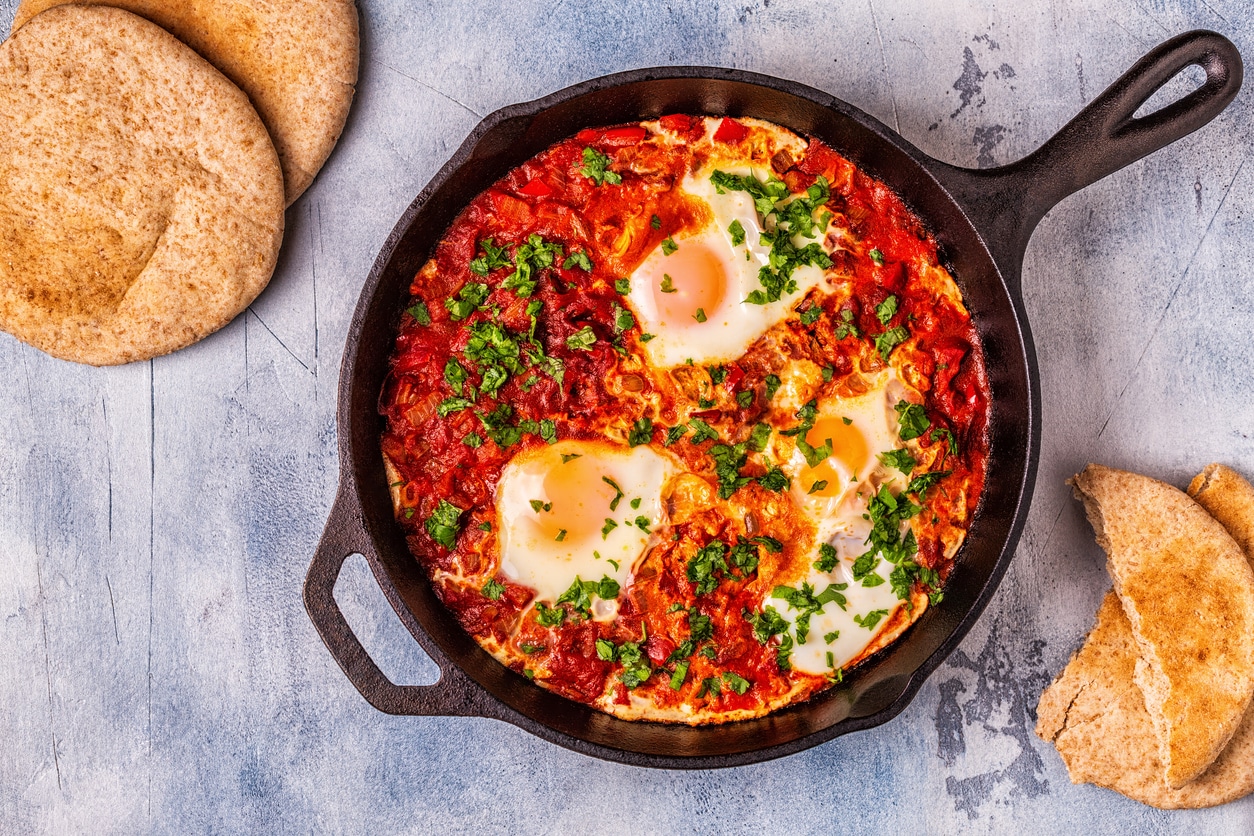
[378,116,990,723]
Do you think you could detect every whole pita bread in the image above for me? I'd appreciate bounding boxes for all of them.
[1064,464,1254,789]
[0,5,286,365]
[14,0,360,205]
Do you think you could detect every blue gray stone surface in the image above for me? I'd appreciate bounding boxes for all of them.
[2,0,1253,831]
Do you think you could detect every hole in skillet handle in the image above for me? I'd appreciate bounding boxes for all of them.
[931,29,1242,288]
[303,484,502,718]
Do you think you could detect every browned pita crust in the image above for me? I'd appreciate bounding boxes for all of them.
[0,6,285,365]
[14,0,360,205]
[1069,464,1254,788]
[1191,464,1254,558]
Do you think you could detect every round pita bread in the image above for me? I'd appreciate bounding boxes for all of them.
[1066,464,1254,789]
[0,5,286,365]
[13,0,360,206]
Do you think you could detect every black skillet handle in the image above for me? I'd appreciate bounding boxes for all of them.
[303,483,496,717]
[934,30,1242,284]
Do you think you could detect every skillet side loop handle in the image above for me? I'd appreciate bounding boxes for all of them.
[938,30,1242,281]
[303,483,484,717]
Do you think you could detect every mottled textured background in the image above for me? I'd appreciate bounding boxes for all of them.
[2,0,1252,832]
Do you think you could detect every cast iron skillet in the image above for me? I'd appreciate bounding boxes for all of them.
[305,31,1241,769]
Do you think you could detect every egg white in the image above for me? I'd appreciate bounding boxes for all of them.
[627,165,828,368]
[495,440,674,620]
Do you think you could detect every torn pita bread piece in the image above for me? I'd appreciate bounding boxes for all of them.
[1067,464,1254,789]
[1037,589,1254,809]
[14,0,360,205]
[0,5,285,365]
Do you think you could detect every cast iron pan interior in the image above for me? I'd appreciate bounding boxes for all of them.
[305,31,1241,768]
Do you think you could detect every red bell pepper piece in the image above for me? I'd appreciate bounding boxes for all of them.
[518,179,553,198]
[713,118,748,143]
[601,126,646,145]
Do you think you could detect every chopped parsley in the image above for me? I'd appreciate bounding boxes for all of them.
[757,467,790,492]
[728,219,746,246]
[437,396,474,417]
[661,237,678,255]
[444,357,469,394]
[579,147,621,185]
[875,325,910,360]
[687,540,731,595]
[659,274,677,293]
[764,373,781,400]
[612,302,635,333]
[835,308,860,340]
[814,542,839,572]
[468,238,511,277]
[628,416,654,447]
[687,418,719,445]
[710,170,833,304]
[407,300,431,325]
[736,390,754,408]
[894,401,930,440]
[722,671,751,695]
[563,250,593,272]
[663,424,689,446]
[556,575,620,617]
[650,214,662,229]
[693,308,707,323]
[445,281,490,321]
[772,581,849,642]
[878,448,917,475]
[534,601,566,627]
[854,609,889,629]
[906,470,951,499]
[602,477,625,511]
[614,278,631,294]
[799,304,822,325]
[601,518,618,539]
[708,442,752,498]
[747,422,771,452]
[808,480,828,495]
[669,660,691,690]
[482,578,506,600]
[708,366,729,385]
[565,325,597,351]
[869,248,885,266]
[561,453,582,464]
[424,499,463,549]
[931,426,959,456]
[875,295,898,325]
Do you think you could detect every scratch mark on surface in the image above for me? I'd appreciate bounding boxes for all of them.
[867,0,900,133]
[1075,53,1086,104]
[1097,156,1246,439]
[35,561,62,791]
[1102,13,1152,49]
[147,359,155,816]
[102,397,113,539]
[247,307,313,375]
[21,350,34,406]
[1128,0,1171,36]
[312,201,322,377]
[369,59,484,118]
[1197,0,1229,24]
[1034,501,1070,568]
[106,575,120,645]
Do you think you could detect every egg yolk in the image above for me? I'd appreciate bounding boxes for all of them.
[651,239,728,323]
[529,456,617,543]
[801,416,870,497]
